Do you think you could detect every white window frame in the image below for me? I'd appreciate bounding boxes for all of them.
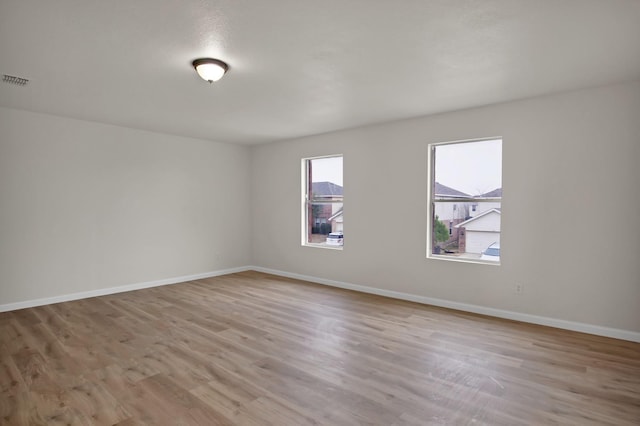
[301,154,344,250]
[427,137,502,265]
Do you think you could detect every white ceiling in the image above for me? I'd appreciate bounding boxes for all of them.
[1,0,639,145]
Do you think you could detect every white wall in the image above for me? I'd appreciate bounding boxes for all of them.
[434,202,459,222]
[470,202,501,217]
[465,231,500,255]
[2,81,638,336]
[0,107,251,305]
[463,211,501,233]
[251,80,640,333]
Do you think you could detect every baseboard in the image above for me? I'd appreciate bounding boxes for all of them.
[250,266,640,343]
[3,265,638,343]
[0,266,252,313]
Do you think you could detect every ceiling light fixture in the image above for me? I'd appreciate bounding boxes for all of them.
[192,58,229,83]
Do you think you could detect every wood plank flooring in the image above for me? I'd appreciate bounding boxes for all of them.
[1,271,639,425]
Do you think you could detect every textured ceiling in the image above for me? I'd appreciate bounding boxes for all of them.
[1,0,639,145]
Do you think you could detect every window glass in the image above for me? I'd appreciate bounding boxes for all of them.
[429,139,502,263]
[303,155,343,248]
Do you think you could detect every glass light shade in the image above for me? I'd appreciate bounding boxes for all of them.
[193,59,228,83]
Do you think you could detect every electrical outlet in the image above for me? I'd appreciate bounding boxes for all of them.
[515,283,524,294]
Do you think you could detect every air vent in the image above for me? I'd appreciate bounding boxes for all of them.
[2,74,29,86]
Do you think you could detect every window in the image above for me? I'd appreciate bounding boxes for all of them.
[428,138,502,263]
[302,155,343,248]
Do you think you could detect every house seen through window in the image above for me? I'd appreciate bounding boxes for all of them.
[428,138,502,263]
[302,155,343,248]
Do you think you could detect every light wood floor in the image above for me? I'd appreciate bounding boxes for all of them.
[1,271,639,425]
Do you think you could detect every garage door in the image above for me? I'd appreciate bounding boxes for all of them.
[465,231,500,254]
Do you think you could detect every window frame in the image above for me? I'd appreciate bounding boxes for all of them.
[301,154,344,250]
[427,137,502,265]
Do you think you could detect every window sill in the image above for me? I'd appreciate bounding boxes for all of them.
[428,254,500,266]
[303,243,344,251]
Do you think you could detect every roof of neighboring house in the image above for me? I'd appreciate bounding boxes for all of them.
[435,182,470,198]
[454,208,501,228]
[329,207,343,222]
[312,181,343,197]
[479,188,502,198]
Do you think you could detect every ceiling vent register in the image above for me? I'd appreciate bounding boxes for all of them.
[2,74,29,86]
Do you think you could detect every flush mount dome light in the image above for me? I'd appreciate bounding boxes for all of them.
[192,58,229,83]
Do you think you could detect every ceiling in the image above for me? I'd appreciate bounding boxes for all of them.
[1,0,639,145]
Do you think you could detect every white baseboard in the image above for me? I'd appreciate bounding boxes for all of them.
[3,265,638,343]
[250,266,640,343]
[0,266,252,313]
